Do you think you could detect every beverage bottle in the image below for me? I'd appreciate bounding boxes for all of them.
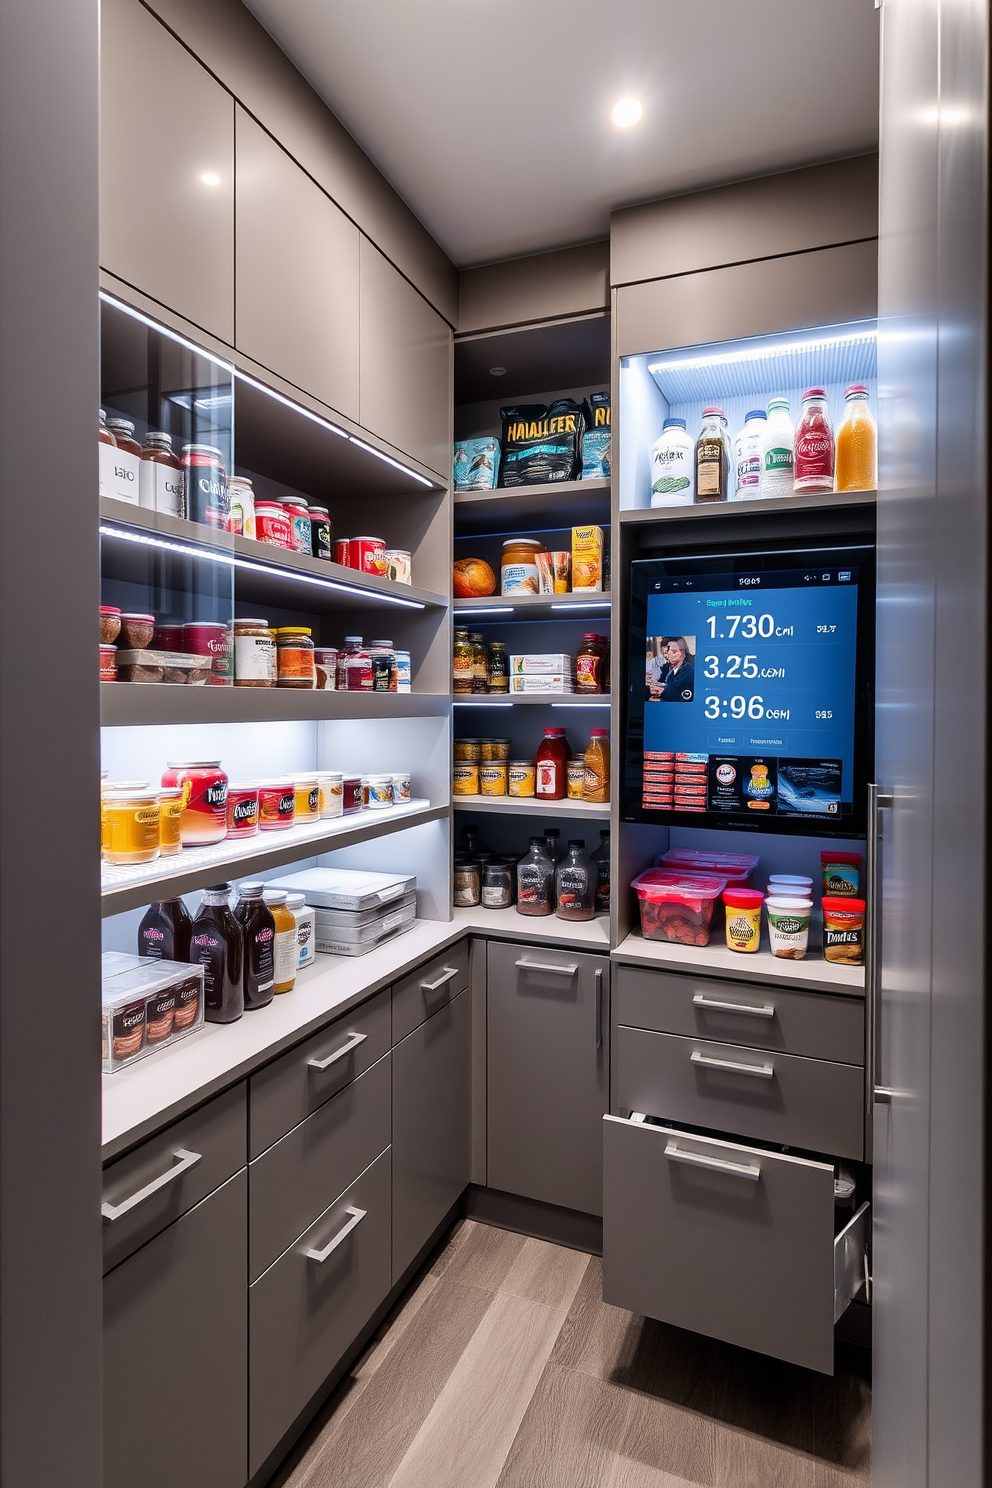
[731,409,767,500]
[137,898,192,961]
[760,398,795,498]
[516,836,555,917]
[190,884,244,1023]
[535,728,570,799]
[589,829,611,913]
[263,889,298,993]
[233,881,275,1011]
[583,729,610,803]
[555,841,595,922]
[650,418,693,506]
[793,387,835,493]
[694,407,731,503]
[835,384,877,491]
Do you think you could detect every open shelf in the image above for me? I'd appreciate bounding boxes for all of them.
[453,591,612,618]
[619,489,877,525]
[613,929,865,997]
[451,903,611,951]
[453,695,610,709]
[454,795,610,819]
[101,799,446,916]
[454,477,610,535]
[101,684,451,726]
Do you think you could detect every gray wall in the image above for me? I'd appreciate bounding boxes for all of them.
[458,240,610,335]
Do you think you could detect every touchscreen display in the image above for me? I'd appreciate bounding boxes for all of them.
[626,548,873,830]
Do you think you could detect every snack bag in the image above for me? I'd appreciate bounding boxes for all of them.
[581,391,611,479]
[453,437,500,491]
[499,399,584,486]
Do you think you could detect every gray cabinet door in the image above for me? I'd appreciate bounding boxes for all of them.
[235,108,360,420]
[391,988,471,1282]
[100,0,234,342]
[359,238,451,476]
[103,1170,248,1488]
[487,941,609,1217]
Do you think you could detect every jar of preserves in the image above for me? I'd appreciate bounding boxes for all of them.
[99,409,120,501]
[158,787,184,856]
[258,780,295,831]
[370,639,395,692]
[139,432,184,517]
[501,537,545,596]
[181,444,229,528]
[470,634,488,693]
[233,619,276,687]
[102,789,161,865]
[453,629,474,695]
[100,644,117,681]
[255,501,293,548]
[226,783,260,839]
[308,506,332,560]
[291,775,321,821]
[338,636,373,691]
[281,496,312,554]
[161,761,229,845]
[535,728,570,799]
[487,641,509,693]
[100,606,122,644]
[275,627,316,688]
[227,476,256,538]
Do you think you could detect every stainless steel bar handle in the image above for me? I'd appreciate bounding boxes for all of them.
[421,967,459,993]
[307,1032,367,1072]
[595,967,604,1049]
[865,784,894,1115]
[514,959,578,976]
[664,1141,761,1181]
[304,1206,367,1264]
[101,1148,202,1223]
[692,992,775,1019]
[690,1050,774,1079]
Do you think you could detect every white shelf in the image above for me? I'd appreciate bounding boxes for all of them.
[613,930,865,997]
[453,591,612,617]
[453,795,610,819]
[101,799,446,916]
[618,489,876,524]
[451,904,610,951]
[102,684,451,726]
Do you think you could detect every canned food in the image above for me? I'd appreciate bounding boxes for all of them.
[454,738,482,763]
[391,771,412,803]
[255,501,293,549]
[100,644,117,681]
[567,756,586,799]
[258,780,295,831]
[367,774,394,809]
[480,762,508,796]
[348,536,387,576]
[333,539,350,566]
[184,622,232,686]
[393,649,412,693]
[226,783,260,839]
[385,549,412,584]
[508,760,536,797]
[453,763,480,796]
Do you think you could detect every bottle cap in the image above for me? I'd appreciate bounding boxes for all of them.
[701,405,726,419]
[745,409,767,421]
[845,384,869,397]
[662,417,686,431]
[802,387,828,400]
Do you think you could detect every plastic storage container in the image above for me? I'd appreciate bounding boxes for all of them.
[313,896,417,955]
[631,868,726,946]
[265,866,416,913]
[657,848,759,884]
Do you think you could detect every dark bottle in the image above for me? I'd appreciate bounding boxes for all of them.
[487,641,509,694]
[234,881,276,1011]
[556,840,595,922]
[190,884,244,1023]
[516,836,554,918]
[137,898,192,961]
[590,830,611,914]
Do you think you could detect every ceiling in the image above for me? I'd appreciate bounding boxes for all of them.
[243,0,880,269]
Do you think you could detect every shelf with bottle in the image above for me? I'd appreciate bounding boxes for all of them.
[453,796,610,819]
[612,927,864,996]
[617,487,876,527]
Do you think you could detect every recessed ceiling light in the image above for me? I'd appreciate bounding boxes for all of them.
[612,97,643,129]
[489,366,506,376]
[200,171,222,187]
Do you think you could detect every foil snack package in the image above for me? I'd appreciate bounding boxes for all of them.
[581,391,612,479]
[453,437,500,491]
[499,399,584,486]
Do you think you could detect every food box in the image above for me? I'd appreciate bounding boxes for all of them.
[265,867,417,912]
[509,674,575,693]
[310,889,417,929]
[657,849,760,884]
[101,958,204,1074]
[114,649,213,685]
[631,868,726,947]
[510,653,575,675]
[571,525,604,591]
[314,895,418,954]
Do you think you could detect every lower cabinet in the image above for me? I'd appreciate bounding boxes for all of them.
[103,1170,248,1488]
[486,941,609,1216]
[392,987,471,1281]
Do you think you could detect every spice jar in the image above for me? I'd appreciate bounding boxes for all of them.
[453,629,474,695]
[102,789,161,865]
[233,619,276,687]
[100,606,122,644]
[255,501,293,549]
[487,642,509,693]
[158,787,184,856]
[275,627,316,688]
[453,859,481,907]
[370,639,395,692]
[481,859,515,908]
[161,761,229,845]
[139,432,184,517]
[181,444,229,528]
[227,476,256,538]
[308,506,332,560]
[281,496,312,554]
[501,537,545,596]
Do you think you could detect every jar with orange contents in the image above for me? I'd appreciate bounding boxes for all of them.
[103,789,161,865]
[835,384,877,492]
[275,628,316,688]
[158,787,184,856]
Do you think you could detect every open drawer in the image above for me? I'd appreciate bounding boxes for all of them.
[603,1114,868,1375]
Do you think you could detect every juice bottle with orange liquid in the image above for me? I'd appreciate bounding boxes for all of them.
[835,384,877,492]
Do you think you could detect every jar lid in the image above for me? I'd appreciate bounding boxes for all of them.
[845,384,869,397]
[543,727,566,736]
[228,781,259,791]
[353,535,385,542]
[371,639,394,648]
[104,780,149,790]
[121,612,155,622]
[262,889,288,903]
[181,443,223,456]
[166,760,222,768]
[701,406,726,419]
[501,537,544,550]
[590,728,609,737]
[234,618,271,628]
[106,417,135,432]
[745,408,767,421]
[183,621,227,631]
[281,496,309,508]
[227,475,253,489]
[238,881,264,895]
[144,431,173,446]
[99,643,117,653]
[254,500,287,510]
[767,397,791,411]
[308,505,329,515]
[99,606,122,615]
[316,771,343,780]
[343,636,363,644]
[662,417,686,431]
[275,627,312,636]
[284,892,307,908]
[802,387,828,399]
[723,888,765,908]
[158,787,184,798]
[103,788,159,802]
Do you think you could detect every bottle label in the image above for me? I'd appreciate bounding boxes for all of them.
[651,443,691,500]
[696,446,722,497]
[273,928,297,985]
[576,654,601,691]
[736,454,761,491]
[234,633,277,681]
[107,447,140,505]
[536,759,560,795]
[795,430,834,482]
[764,446,793,473]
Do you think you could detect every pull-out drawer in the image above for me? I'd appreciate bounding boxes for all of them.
[615,964,864,1065]
[102,1083,247,1274]
[615,1024,864,1161]
[249,989,390,1158]
[249,1146,391,1479]
[392,941,469,1043]
[249,1054,391,1281]
[603,1115,868,1374]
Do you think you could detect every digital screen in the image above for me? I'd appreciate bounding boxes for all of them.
[624,547,874,833]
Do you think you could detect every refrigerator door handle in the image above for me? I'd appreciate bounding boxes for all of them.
[866,784,894,1122]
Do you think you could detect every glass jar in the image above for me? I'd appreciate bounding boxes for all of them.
[453,858,481,907]
[317,772,343,817]
[275,628,316,688]
[453,629,474,695]
[181,443,229,528]
[281,496,312,554]
[487,641,509,693]
[161,761,229,845]
[567,756,586,798]
[575,633,605,694]
[555,840,595,921]
[501,537,545,596]
[226,782,260,839]
[694,407,730,503]
[226,476,256,538]
[233,619,276,687]
[291,775,320,822]
[370,639,395,692]
[516,837,554,917]
[470,634,488,693]
[255,500,293,549]
[139,432,184,517]
[453,738,482,763]
[258,780,296,831]
[158,787,184,856]
[338,636,373,691]
[308,505,332,560]
[835,384,877,492]
[481,859,514,908]
[102,789,161,865]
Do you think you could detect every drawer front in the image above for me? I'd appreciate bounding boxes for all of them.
[615,964,864,1065]
[250,1054,391,1282]
[249,1146,391,1477]
[249,989,390,1158]
[603,1115,839,1373]
[102,1082,247,1274]
[392,941,469,1043]
[615,1025,864,1161]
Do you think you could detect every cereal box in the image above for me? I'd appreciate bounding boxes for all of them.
[571,525,604,591]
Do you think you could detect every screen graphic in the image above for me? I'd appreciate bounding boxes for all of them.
[639,564,860,821]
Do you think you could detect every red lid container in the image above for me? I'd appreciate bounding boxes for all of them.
[658,848,759,884]
[722,888,765,909]
[631,868,725,947]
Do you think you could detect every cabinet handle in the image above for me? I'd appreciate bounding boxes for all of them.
[307,1031,367,1072]
[595,967,604,1049]
[866,783,894,1121]
[304,1206,367,1264]
[692,992,774,1019]
[101,1148,202,1223]
[421,966,459,993]
[664,1140,761,1182]
[690,1050,775,1079]
[514,958,578,976]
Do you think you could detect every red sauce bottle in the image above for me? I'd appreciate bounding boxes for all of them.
[535,728,570,799]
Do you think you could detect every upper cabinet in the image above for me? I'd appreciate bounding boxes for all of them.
[235,109,360,423]
[360,240,451,479]
[100,0,235,343]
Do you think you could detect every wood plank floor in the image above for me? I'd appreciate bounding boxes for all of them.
[267,1220,871,1488]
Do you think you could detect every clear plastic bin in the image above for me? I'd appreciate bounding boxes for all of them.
[656,848,760,884]
[102,958,204,1074]
[631,868,726,947]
